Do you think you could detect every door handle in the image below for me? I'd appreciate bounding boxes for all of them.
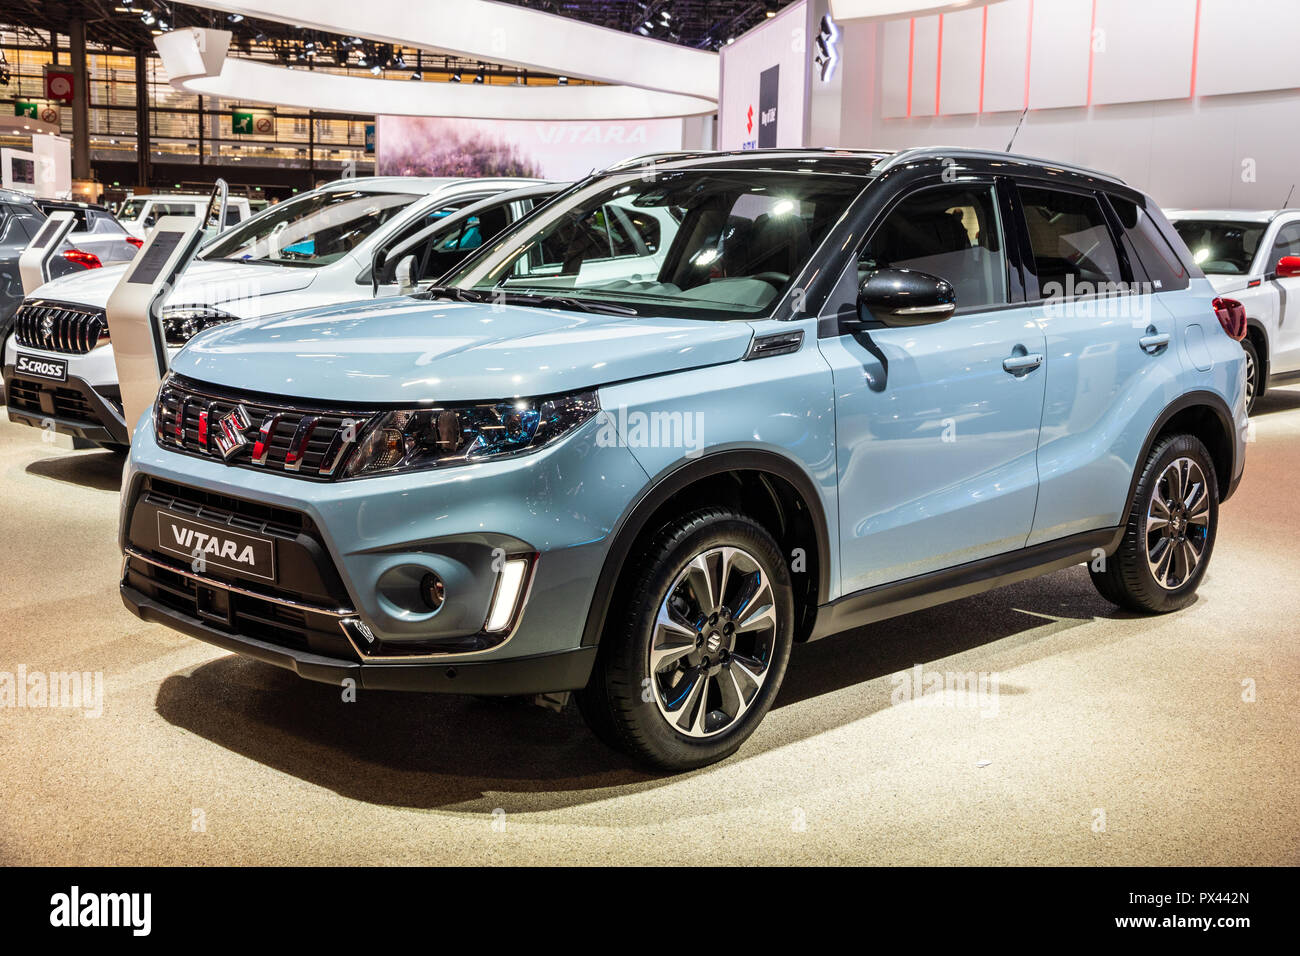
[1002,352,1044,374]
[1139,326,1171,354]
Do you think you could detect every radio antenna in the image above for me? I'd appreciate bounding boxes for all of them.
[1005,108,1028,152]
[1282,183,1296,211]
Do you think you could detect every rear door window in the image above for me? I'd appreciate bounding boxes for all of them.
[1018,186,1126,298]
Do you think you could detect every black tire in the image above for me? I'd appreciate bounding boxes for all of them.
[1090,433,1219,613]
[1242,336,1262,415]
[576,507,794,771]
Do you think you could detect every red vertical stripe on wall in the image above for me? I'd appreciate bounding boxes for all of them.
[906,18,915,117]
[1085,0,1097,105]
[1189,0,1203,97]
[1024,0,1034,109]
[978,6,988,114]
[935,14,944,116]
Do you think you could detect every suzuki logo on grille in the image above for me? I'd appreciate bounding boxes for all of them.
[211,404,252,460]
[40,314,55,344]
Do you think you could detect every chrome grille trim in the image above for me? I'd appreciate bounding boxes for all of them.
[154,376,380,480]
[122,548,355,618]
[13,300,108,355]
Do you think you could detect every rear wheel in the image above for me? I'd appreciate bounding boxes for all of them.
[577,507,794,771]
[1090,433,1218,613]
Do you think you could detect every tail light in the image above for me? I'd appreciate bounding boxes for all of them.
[126,236,144,249]
[61,248,103,269]
[1212,297,1247,341]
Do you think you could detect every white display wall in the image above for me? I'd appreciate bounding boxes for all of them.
[817,0,1300,209]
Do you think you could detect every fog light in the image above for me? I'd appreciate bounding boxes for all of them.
[485,558,530,633]
[420,572,445,611]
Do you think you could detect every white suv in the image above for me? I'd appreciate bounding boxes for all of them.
[117,194,253,240]
[1170,209,1300,411]
[3,176,541,447]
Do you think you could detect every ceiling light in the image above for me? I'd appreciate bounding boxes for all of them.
[370,64,382,75]
[140,12,155,25]
[410,71,422,81]
[449,71,462,83]
[227,13,243,22]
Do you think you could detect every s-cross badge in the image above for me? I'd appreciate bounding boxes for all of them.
[40,314,55,345]
[211,405,252,460]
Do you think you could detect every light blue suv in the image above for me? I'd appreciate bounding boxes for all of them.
[119,148,1248,770]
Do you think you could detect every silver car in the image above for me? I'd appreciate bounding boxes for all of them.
[35,199,141,268]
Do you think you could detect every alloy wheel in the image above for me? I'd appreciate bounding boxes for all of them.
[1145,456,1211,590]
[1245,348,1257,410]
[648,546,778,738]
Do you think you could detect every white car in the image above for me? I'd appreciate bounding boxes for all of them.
[116,193,253,240]
[3,176,543,447]
[1169,208,1300,412]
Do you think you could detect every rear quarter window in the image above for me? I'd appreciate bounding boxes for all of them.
[1108,195,1190,291]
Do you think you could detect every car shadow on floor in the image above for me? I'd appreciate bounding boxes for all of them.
[24,449,124,492]
[1253,385,1300,416]
[154,564,1128,813]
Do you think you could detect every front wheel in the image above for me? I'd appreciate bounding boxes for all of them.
[577,507,794,771]
[1090,433,1219,613]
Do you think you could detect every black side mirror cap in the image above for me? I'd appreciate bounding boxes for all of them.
[857,268,957,327]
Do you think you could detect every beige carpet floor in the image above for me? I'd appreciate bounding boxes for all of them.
[1,389,1297,866]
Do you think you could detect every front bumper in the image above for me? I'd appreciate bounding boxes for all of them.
[3,334,129,444]
[3,367,128,444]
[119,408,649,692]
[122,579,597,693]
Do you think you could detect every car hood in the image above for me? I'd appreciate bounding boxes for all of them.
[173,297,755,403]
[30,258,318,311]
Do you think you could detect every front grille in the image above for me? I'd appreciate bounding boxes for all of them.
[142,476,309,541]
[155,376,379,480]
[125,476,359,660]
[13,300,108,355]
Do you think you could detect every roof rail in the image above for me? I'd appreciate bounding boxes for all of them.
[873,146,1126,185]
[601,147,895,174]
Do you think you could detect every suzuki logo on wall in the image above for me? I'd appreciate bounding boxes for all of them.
[815,14,840,83]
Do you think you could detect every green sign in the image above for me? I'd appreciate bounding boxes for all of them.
[14,102,38,118]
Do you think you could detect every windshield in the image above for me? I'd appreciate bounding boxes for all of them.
[1172,219,1267,275]
[199,189,418,267]
[445,170,868,317]
[120,199,148,220]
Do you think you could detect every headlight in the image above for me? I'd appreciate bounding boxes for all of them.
[343,390,600,477]
[161,307,238,346]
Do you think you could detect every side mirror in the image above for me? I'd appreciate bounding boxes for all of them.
[395,254,418,295]
[1276,255,1300,279]
[857,268,956,327]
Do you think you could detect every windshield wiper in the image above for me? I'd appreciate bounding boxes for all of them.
[414,285,489,303]
[492,291,639,316]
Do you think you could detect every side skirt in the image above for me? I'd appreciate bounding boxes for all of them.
[807,527,1124,642]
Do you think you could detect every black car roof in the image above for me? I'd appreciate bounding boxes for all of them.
[36,199,110,212]
[603,146,1135,197]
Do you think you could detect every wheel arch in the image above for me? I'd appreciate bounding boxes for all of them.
[1245,318,1269,383]
[1120,390,1238,531]
[581,448,832,648]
